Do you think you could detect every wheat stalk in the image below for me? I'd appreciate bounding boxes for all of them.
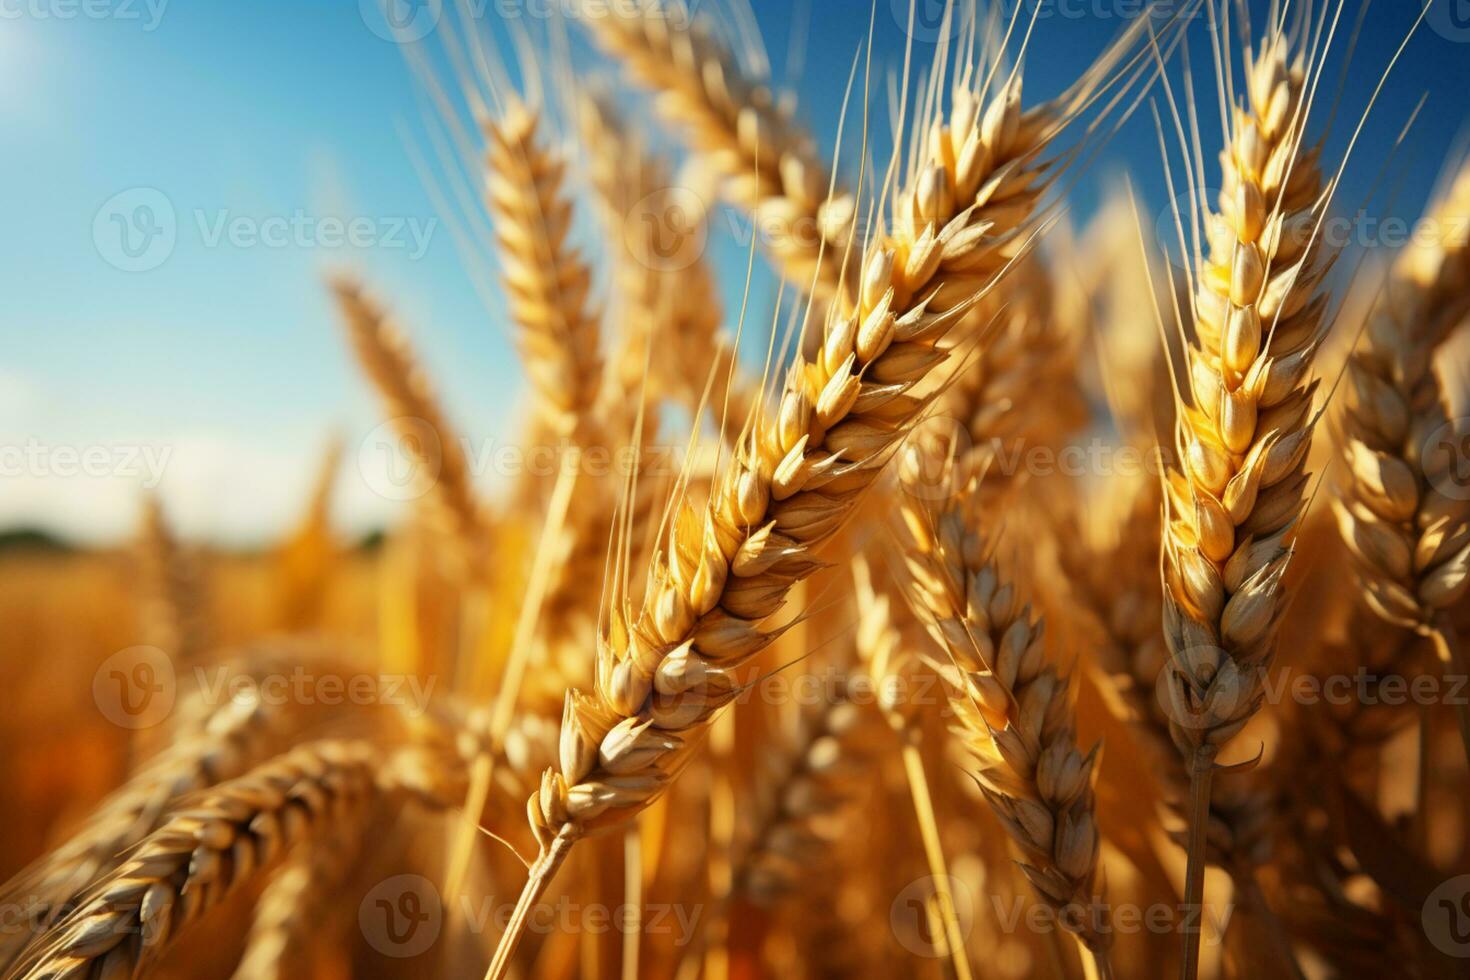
[897,451,1112,976]
[852,555,974,980]
[485,99,603,440]
[579,0,856,301]
[331,276,488,582]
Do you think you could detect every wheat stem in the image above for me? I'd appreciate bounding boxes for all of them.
[1427,616,1470,768]
[900,743,974,980]
[1180,748,1214,980]
[621,827,641,980]
[485,829,578,980]
[448,462,580,903]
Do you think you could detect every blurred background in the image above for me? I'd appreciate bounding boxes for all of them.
[3,0,1468,547]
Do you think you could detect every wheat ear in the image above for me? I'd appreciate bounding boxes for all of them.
[271,434,343,631]
[485,99,603,439]
[897,454,1112,976]
[482,31,1151,976]
[134,494,208,667]
[331,276,487,581]
[228,814,364,980]
[8,741,380,980]
[0,682,301,968]
[576,89,751,430]
[1333,157,1470,758]
[578,0,855,300]
[733,677,869,907]
[1160,28,1333,975]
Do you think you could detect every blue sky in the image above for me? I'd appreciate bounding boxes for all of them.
[2,0,1467,544]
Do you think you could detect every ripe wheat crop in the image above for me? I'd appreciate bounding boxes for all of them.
[4,2,1470,979]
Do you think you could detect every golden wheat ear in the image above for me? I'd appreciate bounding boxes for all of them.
[329,275,488,584]
[894,442,1113,976]
[577,0,858,302]
[1334,156,1470,628]
[484,98,605,444]
[575,87,753,436]
[134,492,209,668]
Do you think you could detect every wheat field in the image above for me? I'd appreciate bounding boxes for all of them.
[3,1,1470,978]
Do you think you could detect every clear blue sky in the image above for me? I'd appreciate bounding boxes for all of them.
[2,0,1467,544]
